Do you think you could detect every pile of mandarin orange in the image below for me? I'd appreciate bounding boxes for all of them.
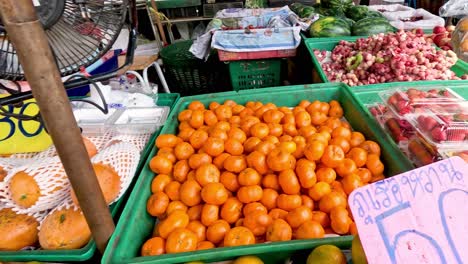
[141,99,385,256]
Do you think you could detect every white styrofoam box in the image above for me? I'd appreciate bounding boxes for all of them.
[107,106,170,135]
[73,108,118,136]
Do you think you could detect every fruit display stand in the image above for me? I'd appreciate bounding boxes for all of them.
[0,93,180,262]
[304,37,468,84]
[101,82,413,264]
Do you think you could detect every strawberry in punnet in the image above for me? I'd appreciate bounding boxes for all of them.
[438,90,452,97]
[438,115,453,124]
[454,113,468,122]
[408,93,421,101]
[407,88,420,97]
[407,88,418,95]
[378,104,387,113]
[425,116,439,131]
[427,89,439,96]
[418,116,438,132]
[369,107,379,117]
[395,92,406,101]
[417,116,427,130]
[413,108,426,114]
[447,130,466,141]
[387,95,398,107]
[398,119,413,131]
[395,100,412,115]
[419,91,428,99]
[431,126,447,142]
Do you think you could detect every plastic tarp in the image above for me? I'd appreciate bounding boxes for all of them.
[189,6,314,60]
[369,4,445,30]
[212,27,301,52]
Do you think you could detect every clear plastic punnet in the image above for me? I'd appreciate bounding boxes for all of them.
[438,149,468,162]
[379,86,466,118]
[367,103,414,143]
[407,108,468,149]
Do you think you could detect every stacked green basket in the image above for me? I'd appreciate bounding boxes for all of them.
[160,40,231,96]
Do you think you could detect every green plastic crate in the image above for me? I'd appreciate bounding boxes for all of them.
[229,59,282,91]
[0,93,180,262]
[101,83,413,264]
[303,37,468,83]
[161,41,230,96]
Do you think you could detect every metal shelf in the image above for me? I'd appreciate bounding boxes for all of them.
[160,16,213,24]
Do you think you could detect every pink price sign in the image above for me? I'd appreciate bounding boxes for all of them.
[349,156,468,264]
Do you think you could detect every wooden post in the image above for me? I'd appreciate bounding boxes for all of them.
[0,0,115,253]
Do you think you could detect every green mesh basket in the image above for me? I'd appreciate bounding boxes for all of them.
[160,40,230,96]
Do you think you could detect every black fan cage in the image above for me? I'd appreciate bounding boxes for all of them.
[0,0,128,81]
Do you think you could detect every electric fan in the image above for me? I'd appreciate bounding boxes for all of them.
[0,0,138,105]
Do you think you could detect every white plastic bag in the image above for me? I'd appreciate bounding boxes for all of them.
[439,0,468,18]
[191,23,206,40]
[369,5,445,30]
[368,4,413,13]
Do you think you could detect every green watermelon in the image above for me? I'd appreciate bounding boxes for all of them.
[321,0,353,13]
[290,3,302,13]
[352,17,395,36]
[346,5,369,22]
[366,10,385,19]
[310,16,351,37]
[316,7,345,18]
[343,17,355,27]
[301,6,316,18]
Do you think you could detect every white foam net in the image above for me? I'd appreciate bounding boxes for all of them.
[0,156,71,214]
[0,198,52,225]
[0,157,24,172]
[8,152,37,159]
[86,133,113,152]
[38,142,141,232]
[90,141,140,204]
[105,132,152,153]
[6,131,151,161]
[0,132,146,218]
